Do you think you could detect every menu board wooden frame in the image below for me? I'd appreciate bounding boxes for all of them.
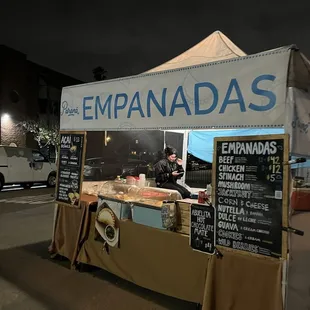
[212,134,289,260]
[55,131,87,208]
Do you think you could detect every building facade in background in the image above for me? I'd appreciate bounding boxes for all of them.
[0,45,83,148]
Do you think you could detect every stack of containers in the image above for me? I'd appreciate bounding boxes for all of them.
[138,174,146,187]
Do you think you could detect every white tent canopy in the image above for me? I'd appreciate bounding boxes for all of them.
[147,30,246,73]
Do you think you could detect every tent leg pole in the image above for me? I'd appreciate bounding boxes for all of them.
[181,130,189,187]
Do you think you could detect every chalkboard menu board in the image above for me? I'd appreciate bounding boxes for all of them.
[190,203,215,255]
[55,131,87,207]
[213,134,289,259]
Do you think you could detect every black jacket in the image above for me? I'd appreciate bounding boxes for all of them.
[154,159,184,186]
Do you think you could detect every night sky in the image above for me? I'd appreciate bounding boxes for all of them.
[1,1,310,82]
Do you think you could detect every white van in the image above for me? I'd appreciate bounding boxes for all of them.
[0,146,57,190]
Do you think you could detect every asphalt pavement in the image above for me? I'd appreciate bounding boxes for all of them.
[0,187,197,310]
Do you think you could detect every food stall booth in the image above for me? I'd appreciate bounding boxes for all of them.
[50,44,310,310]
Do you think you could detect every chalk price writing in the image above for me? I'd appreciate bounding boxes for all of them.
[268,156,280,164]
[73,136,80,143]
[267,174,276,182]
[269,165,281,174]
[266,156,282,182]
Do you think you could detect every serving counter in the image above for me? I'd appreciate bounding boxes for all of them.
[50,181,284,310]
[51,194,97,266]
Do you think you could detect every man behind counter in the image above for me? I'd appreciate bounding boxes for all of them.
[154,146,191,199]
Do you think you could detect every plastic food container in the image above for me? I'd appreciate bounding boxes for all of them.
[291,188,310,211]
[131,201,164,230]
[98,195,132,220]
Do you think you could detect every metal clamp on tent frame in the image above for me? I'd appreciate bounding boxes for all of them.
[283,157,306,165]
[214,247,223,259]
[282,226,304,236]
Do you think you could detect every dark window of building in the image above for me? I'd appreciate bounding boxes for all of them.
[38,98,48,114]
[51,101,60,116]
[10,90,20,103]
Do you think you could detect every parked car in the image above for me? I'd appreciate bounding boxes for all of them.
[186,160,200,171]
[187,154,212,170]
[83,156,149,181]
[198,161,212,170]
[0,146,57,190]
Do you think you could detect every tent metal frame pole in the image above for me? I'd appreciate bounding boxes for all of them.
[180,130,189,187]
[163,131,166,149]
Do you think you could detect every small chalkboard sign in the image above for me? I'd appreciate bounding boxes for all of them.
[213,134,289,259]
[190,203,216,255]
[55,131,87,208]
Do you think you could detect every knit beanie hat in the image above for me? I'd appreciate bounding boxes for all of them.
[165,146,177,156]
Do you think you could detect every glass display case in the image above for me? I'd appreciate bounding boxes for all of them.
[83,180,182,230]
[82,181,182,205]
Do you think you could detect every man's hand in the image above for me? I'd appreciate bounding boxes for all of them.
[176,158,183,165]
[172,171,179,176]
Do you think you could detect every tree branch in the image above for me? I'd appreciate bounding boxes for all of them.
[18,116,60,150]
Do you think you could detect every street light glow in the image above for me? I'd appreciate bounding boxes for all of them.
[1,113,10,122]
